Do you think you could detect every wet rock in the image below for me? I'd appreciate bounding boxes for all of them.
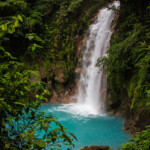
[50,91,59,104]
[75,67,82,74]
[123,119,137,135]
[80,146,109,150]
[54,69,65,83]
[75,34,88,61]
[30,65,47,83]
[75,67,82,79]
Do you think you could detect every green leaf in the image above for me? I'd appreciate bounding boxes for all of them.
[20,91,24,96]
[0,46,5,51]
[0,98,4,101]
[14,20,19,27]
[34,35,43,42]
[17,15,23,22]
[37,139,46,148]
[63,134,72,144]
[2,24,7,31]
[36,95,39,98]
[32,44,36,52]
[8,27,13,34]
[69,132,78,141]
[44,90,50,95]
[43,123,50,133]
[14,102,25,106]
[26,33,43,42]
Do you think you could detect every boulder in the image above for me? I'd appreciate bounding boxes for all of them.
[80,146,109,150]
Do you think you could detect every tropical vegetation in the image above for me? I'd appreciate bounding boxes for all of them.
[1,0,150,149]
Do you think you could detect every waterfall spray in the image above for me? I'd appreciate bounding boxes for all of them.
[76,1,120,114]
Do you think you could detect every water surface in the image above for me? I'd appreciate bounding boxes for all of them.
[41,104,130,150]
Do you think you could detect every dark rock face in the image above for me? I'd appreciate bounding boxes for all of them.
[80,146,109,150]
[123,119,137,135]
[107,88,150,135]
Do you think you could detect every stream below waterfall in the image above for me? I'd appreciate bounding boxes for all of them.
[40,104,130,150]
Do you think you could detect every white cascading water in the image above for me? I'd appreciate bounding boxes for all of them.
[56,1,120,117]
[75,1,120,115]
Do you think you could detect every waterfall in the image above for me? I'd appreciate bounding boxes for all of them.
[76,1,120,115]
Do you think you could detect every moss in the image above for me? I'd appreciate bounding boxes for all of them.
[103,0,150,118]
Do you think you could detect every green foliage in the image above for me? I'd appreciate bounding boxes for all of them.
[96,56,108,71]
[0,15,23,36]
[0,0,27,12]
[0,0,112,83]
[67,0,83,13]
[0,48,76,149]
[0,0,114,148]
[2,109,76,149]
[97,1,150,112]
[119,125,150,150]
[0,12,77,149]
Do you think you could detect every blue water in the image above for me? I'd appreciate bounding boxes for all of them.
[40,104,130,150]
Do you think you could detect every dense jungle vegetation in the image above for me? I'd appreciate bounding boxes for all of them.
[1,0,150,149]
[107,0,150,117]
[0,0,111,149]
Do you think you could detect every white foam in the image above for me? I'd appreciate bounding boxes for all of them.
[48,104,106,118]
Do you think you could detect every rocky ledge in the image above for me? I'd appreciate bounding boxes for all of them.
[80,146,109,150]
